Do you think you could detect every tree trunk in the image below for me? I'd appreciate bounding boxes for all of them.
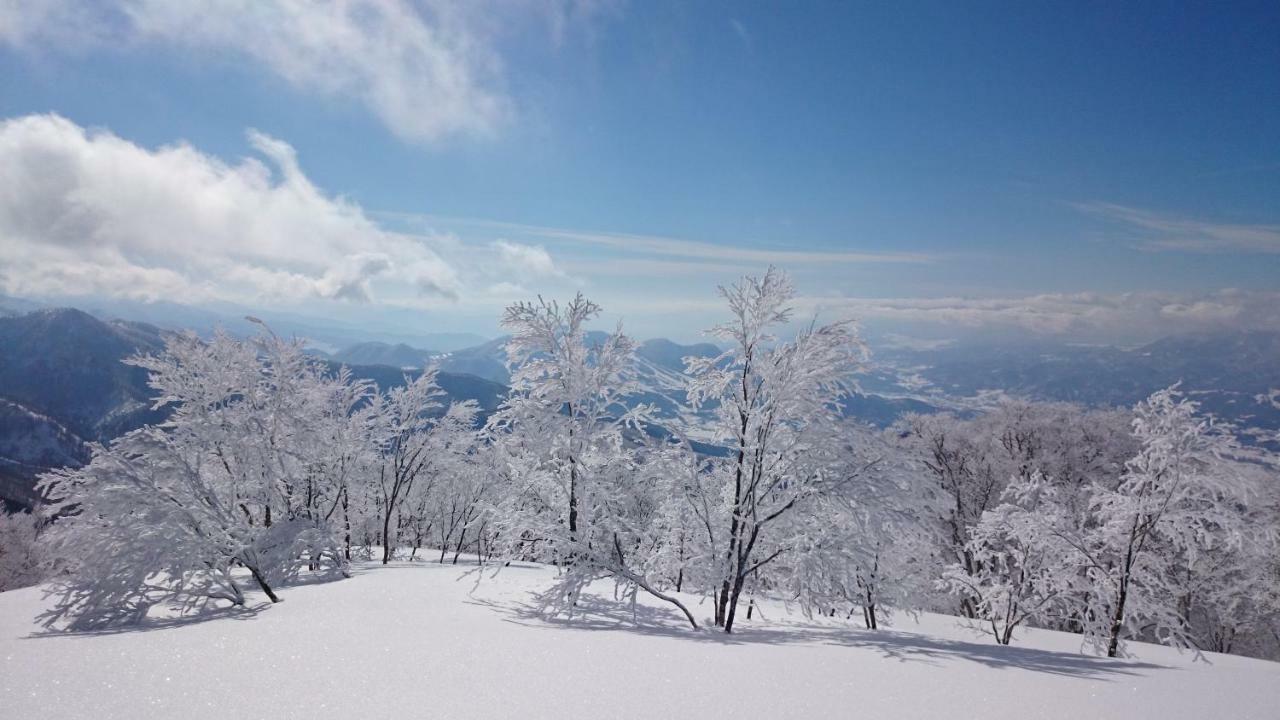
[1108,523,1140,658]
[452,527,468,564]
[1107,578,1129,658]
[342,488,351,561]
[246,564,280,603]
[723,572,747,633]
[567,419,578,543]
[715,579,731,627]
[381,509,395,564]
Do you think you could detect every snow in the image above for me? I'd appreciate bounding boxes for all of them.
[2,560,1277,719]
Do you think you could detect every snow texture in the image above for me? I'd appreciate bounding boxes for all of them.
[2,559,1276,719]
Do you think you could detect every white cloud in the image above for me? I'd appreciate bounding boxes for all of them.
[1,0,590,143]
[537,227,935,265]
[1076,202,1280,254]
[0,0,115,48]
[492,239,563,278]
[0,113,461,304]
[800,289,1280,342]
[390,213,937,268]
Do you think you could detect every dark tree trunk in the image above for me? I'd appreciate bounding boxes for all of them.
[1108,519,1141,658]
[723,572,748,633]
[1107,578,1129,658]
[567,418,578,544]
[247,564,280,603]
[452,527,468,564]
[342,488,351,561]
[381,511,395,564]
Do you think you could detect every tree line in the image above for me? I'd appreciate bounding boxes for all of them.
[2,268,1277,660]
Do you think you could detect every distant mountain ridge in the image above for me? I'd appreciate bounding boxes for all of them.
[873,331,1280,438]
[0,398,90,511]
[3,306,1276,509]
[330,341,438,369]
[0,308,507,510]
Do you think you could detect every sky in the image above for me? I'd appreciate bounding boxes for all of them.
[1,1,1278,344]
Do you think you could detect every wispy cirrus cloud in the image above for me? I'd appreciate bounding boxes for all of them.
[1076,202,1280,254]
[534,227,937,265]
[0,0,613,144]
[385,213,938,272]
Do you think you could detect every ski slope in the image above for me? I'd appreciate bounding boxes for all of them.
[2,559,1277,719]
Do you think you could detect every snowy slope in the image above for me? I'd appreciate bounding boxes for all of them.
[2,561,1276,719]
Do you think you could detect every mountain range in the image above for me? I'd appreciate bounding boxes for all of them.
[0,308,504,511]
[2,304,1277,510]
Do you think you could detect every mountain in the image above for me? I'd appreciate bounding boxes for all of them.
[4,305,1275,513]
[636,338,722,370]
[331,362,507,416]
[870,331,1280,436]
[332,342,437,369]
[431,336,511,384]
[0,307,510,510]
[0,398,91,511]
[0,308,169,442]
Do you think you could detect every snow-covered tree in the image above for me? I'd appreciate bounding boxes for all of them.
[902,402,1134,619]
[784,427,937,629]
[0,508,45,592]
[1080,388,1251,656]
[366,369,478,564]
[684,267,866,632]
[37,327,363,626]
[942,471,1076,644]
[486,293,698,627]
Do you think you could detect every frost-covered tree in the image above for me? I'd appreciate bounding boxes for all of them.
[37,327,363,626]
[0,508,45,592]
[128,327,362,580]
[938,390,1267,654]
[902,402,1134,619]
[685,267,866,632]
[437,445,500,563]
[487,294,697,627]
[365,369,478,564]
[942,471,1076,644]
[40,428,273,626]
[785,426,936,630]
[1078,387,1254,657]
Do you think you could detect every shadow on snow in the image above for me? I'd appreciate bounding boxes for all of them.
[466,588,1167,681]
[25,565,357,638]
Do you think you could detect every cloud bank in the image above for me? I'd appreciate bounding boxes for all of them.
[0,114,462,304]
[802,290,1280,343]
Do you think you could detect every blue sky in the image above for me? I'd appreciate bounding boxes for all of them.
[1,1,1277,343]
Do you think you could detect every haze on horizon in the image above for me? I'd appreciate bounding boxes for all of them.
[1,1,1277,345]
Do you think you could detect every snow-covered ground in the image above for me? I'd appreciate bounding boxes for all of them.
[2,560,1277,719]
